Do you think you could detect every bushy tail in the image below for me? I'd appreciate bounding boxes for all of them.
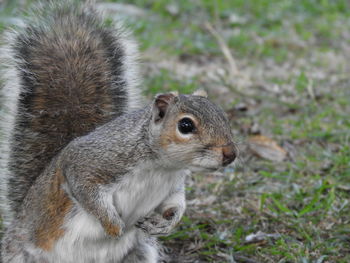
[0,0,141,225]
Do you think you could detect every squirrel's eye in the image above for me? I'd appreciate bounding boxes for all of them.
[178,118,195,134]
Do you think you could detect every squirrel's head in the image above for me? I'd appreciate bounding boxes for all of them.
[149,90,237,172]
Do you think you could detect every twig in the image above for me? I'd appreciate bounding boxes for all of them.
[205,22,239,79]
[306,78,315,100]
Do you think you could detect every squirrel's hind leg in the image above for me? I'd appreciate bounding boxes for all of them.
[122,233,158,263]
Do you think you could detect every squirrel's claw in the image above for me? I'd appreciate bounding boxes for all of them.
[136,208,180,236]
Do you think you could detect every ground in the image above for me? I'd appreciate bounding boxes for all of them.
[0,1,349,262]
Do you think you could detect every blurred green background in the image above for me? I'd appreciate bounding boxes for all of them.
[0,0,349,262]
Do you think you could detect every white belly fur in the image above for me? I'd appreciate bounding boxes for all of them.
[42,164,185,262]
[114,165,185,226]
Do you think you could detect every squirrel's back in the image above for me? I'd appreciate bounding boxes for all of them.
[0,1,141,224]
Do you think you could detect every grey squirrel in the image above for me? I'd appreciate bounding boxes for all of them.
[0,1,237,262]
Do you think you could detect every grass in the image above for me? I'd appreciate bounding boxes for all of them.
[1,0,350,262]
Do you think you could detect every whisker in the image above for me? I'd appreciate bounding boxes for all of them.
[206,141,237,148]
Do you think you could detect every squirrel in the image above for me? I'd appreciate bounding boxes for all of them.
[0,1,237,262]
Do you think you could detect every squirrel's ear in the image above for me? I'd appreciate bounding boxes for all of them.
[153,93,177,122]
[192,89,208,98]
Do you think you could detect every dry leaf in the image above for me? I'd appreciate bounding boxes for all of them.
[248,135,287,162]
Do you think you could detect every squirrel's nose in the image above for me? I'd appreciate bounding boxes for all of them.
[222,144,237,166]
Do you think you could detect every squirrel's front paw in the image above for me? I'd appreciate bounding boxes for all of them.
[136,207,181,236]
[102,218,125,238]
